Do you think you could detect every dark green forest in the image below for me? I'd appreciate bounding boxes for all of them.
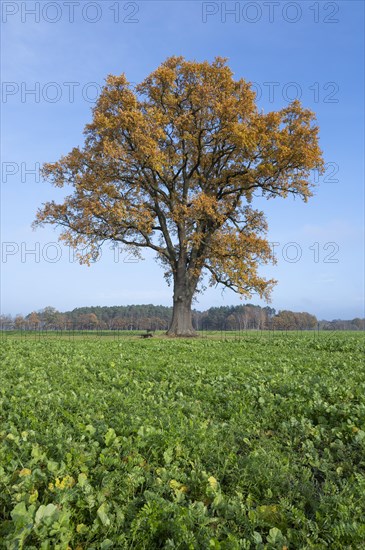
[1,305,363,332]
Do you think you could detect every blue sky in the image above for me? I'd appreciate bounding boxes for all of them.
[1,0,364,319]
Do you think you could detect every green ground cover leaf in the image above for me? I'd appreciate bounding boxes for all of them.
[0,332,364,548]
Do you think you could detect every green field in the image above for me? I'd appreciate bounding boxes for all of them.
[1,333,364,549]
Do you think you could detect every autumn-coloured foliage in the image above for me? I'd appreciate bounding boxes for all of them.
[27,312,41,329]
[34,57,324,336]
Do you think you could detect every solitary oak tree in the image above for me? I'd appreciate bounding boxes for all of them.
[34,57,324,336]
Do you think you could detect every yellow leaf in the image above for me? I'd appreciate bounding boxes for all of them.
[208,476,218,490]
[29,490,38,503]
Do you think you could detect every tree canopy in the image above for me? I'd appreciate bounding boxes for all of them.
[34,57,324,336]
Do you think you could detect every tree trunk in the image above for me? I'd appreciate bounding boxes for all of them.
[167,270,197,337]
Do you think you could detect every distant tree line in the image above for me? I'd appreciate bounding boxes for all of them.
[0,305,364,332]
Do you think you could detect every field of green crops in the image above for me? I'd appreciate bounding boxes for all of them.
[1,332,364,549]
